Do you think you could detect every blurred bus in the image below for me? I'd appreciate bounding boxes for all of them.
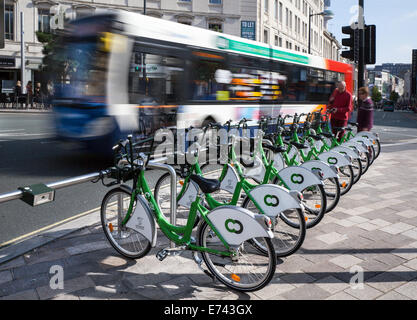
[49,10,353,154]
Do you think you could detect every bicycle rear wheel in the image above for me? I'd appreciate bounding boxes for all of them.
[101,188,151,259]
[352,157,363,184]
[197,221,276,292]
[242,197,306,257]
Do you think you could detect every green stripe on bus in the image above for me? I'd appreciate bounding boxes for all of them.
[216,36,309,65]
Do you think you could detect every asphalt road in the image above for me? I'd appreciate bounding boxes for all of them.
[0,109,416,245]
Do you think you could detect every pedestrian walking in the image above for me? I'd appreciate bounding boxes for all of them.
[34,82,42,108]
[356,87,374,132]
[26,81,33,109]
[328,81,353,141]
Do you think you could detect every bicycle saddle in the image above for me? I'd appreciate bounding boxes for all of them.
[190,174,220,194]
[290,141,309,149]
[348,122,359,127]
[309,134,324,141]
[262,144,286,153]
[321,132,334,138]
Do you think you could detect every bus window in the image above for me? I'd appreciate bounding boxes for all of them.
[191,59,226,101]
[286,66,308,102]
[128,51,184,105]
[308,68,330,102]
[228,56,274,102]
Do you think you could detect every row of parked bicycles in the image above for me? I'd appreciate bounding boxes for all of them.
[95,109,381,292]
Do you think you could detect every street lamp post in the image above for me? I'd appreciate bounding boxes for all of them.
[308,10,333,55]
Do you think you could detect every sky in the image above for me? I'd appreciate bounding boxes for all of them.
[326,0,417,65]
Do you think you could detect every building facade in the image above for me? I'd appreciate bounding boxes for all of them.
[368,69,405,99]
[1,0,341,90]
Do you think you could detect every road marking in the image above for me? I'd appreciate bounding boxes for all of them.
[0,129,25,133]
[0,206,101,249]
[382,139,417,147]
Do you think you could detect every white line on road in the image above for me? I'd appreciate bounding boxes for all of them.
[382,139,417,147]
[0,129,25,133]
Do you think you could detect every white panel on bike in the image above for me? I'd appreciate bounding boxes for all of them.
[177,180,199,209]
[243,155,266,183]
[314,139,325,151]
[351,136,373,147]
[287,145,302,163]
[219,164,239,194]
[332,146,360,160]
[272,152,286,171]
[301,160,339,180]
[277,166,323,192]
[342,141,367,153]
[318,151,351,168]
[125,195,157,247]
[207,206,274,246]
[248,184,302,217]
[355,131,379,142]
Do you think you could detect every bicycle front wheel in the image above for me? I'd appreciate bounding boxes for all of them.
[338,165,355,196]
[101,188,151,259]
[197,221,276,292]
[352,157,363,184]
[323,177,341,213]
[242,197,306,257]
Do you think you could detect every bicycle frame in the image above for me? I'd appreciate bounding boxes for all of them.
[124,169,233,257]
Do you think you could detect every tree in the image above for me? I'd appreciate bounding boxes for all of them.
[389,91,400,103]
[371,86,382,103]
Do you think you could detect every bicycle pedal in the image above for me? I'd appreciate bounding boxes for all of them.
[156,249,168,261]
[190,236,196,244]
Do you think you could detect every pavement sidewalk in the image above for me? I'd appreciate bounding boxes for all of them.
[1,145,417,300]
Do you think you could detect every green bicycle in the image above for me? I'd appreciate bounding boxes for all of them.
[100,135,277,292]
[155,123,306,258]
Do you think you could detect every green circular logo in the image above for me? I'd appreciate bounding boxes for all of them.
[264,195,279,207]
[225,219,243,234]
[291,174,304,184]
[328,157,338,165]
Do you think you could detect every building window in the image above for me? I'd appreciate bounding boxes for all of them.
[279,37,282,47]
[4,4,14,40]
[38,9,51,33]
[264,29,269,44]
[209,0,222,4]
[279,2,283,23]
[209,23,223,33]
[264,0,268,12]
[274,35,278,46]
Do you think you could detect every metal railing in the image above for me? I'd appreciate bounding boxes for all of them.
[0,160,178,247]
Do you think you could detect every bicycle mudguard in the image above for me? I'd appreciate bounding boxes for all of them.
[207,206,274,246]
[178,180,199,209]
[300,160,339,180]
[125,195,157,247]
[317,151,352,168]
[331,146,360,160]
[355,131,379,142]
[248,184,303,217]
[272,152,286,172]
[219,164,239,194]
[243,155,266,183]
[342,141,367,154]
[351,136,373,148]
[277,166,324,192]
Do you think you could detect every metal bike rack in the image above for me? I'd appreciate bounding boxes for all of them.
[147,161,177,248]
[0,170,111,205]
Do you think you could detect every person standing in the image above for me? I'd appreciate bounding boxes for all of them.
[356,87,374,132]
[26,81,33,109]
[328,81,353,140]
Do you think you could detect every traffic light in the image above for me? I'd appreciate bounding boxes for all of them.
[365,24,376,65]
[341,25,356,61]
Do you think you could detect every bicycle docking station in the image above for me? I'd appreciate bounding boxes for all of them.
[18,183,55,207]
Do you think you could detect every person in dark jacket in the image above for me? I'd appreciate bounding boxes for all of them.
[356,86,374,132]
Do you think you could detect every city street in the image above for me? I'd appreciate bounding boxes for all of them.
[0,112,163,246]
[0,109,417,300]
